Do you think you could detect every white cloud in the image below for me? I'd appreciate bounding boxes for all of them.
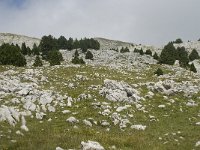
[0,0,200,46]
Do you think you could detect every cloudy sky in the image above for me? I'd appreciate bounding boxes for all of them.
[0,0,200,46]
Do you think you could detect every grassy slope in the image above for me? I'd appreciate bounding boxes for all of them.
[0,65,200,150]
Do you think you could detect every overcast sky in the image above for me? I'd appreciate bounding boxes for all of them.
[0,0,200,46]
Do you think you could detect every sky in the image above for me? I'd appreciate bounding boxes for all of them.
[0,0,200,46]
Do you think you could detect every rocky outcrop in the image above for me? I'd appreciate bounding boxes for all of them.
[99,79,141,103]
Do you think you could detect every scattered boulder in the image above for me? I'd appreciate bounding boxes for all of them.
[131,124,146,130]
[66,117,79,124]
[81,140,105,150]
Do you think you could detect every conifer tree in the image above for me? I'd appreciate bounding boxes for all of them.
[153,52,159,60]
[21,42,27,55]
[190,63,197,73]
[33,55,43,67]
[189,49,200,61]
[159,42,176,65]
[145,49,152,56]
[85,50,94,60]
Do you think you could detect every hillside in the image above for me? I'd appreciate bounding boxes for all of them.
[0,33,40,48]
[1,33,200,150]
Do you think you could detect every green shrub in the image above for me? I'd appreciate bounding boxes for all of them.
[154,68,163,76]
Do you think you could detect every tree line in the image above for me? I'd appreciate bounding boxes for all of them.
[0,35,100,67]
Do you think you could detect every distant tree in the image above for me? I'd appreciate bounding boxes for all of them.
[33,55,43,67]
[159,42,176,65]
[139,49,144,55]
[134,48,140,53]
[73,39,80,49]
[21,42,27,55]
[85,50,94,60]
[154,68,163,76]
[190,63,197,73]
[153,52,159,60]
[120,47,129,53]
[66,37,74,50]
[0,43,26,67]
[145,49,152,56]
[177,47,189,68]
[47,50,63,66]
[72,50,85,64]
[189,49,200,61]
[27,47,32,56]
[173,38,183,44]
[57,36,67,49]
[32,43,40,55]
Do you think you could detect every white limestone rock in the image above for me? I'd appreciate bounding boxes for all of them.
[20,116,29,132]
[56,147,64,150]
[0,105,20,126]
[99,79,141,103]
[66,117,79,123]
[83,119,93,127]
[131,124,147,130]
[196,141,200,147]
[81,140,105,150]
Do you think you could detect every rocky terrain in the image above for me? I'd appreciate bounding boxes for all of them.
[1,33,200,150]
[0,33,40,48]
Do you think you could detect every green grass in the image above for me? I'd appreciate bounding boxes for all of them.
[0,65,200,150]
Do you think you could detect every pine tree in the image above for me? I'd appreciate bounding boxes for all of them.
[27,47,32,56]
[47,50,63,66]
[145,49,152,56]
[57,36,68,49]
[72,50,85,64]
[174,38,183,44]
[21,42,27,55]
[33,55,43,67]
[190,63,197,73]
[39,35,58,59]
[120,47,129,53]
[153,52,159,60]
[189,49,200,61]
[159,42,176,65]
[177,47,189,68]
[85,50,94,60]
[0,43,26,67]
[139,49,144,55]
[32,43,40,55]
